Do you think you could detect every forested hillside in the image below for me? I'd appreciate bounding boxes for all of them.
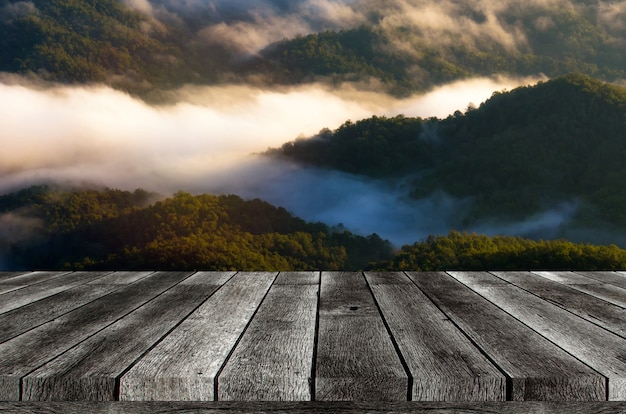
[272,74,626,229]
[373,231,626,271]
[250,13,626,95]
[2,0,626,95]
[0,186,392,270]
[0,0,228,95]
[2,186,625,271]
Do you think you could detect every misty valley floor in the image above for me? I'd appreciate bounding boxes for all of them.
[0,270,625,412]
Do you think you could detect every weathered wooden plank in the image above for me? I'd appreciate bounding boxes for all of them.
[0,283,27,295]
[448,271,626,401]
[119,272,277,401]
[0,272,69,296]
[365,272,505,401]
[492,271,626,338]
[21,272,234,401]
[532,271,626,308]
[274,271,320,285]
[580,272,626,290]
[315,271,408,401]
[87,271,154,285]
[0,272,26,281]
[218,272,318,401]
[2,401,626,414]
[408,271,606,401]
[0,273,153,344]
[0,271,193,401]
[0,271,68,286]
[0,272,153,344]
[0,271,108,314]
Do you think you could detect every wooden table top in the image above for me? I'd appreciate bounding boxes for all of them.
[0,270,625,405]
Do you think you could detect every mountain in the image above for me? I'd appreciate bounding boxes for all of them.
[0,185,392,270]
[248,15,626,95]
[0,0,230,95]
[2,1,626,96]
[270,74,626,233]
[372,230,626,271]
[2,186,625,271]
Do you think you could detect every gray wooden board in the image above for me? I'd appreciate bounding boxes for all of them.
[492,271,626,338]
[87,271,155,285]
[365,272,505,401]
[118,272,278,401]
[274,271,320,285]
[218,272,318,401]
[315,272,408,401]
[0,271,194,401]
[3,401,626,414]
[0,271,108,314]
[0,272,152,297]
[0,284,27,295]
[0,281,129,344]
[21,272,234,401]
[0,271,68,286]
[448,271,626,401]
[532,271,626,308]
[579,272,626,290]
[0,272,26,281]
[408,271,606,401]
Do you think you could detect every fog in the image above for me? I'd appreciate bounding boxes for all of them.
[0,75,530,196]
[0,74,580,247]
[121,0,626,55]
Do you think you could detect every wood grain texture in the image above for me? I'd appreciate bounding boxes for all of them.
[532,271,626,308]
[0,283,27,295]
[408,271,606,401]
[274,271,320,285]
[448,271,626,401]
[492,271,626,338]
[0,282,126,344]
[119,272,277,401]
[218,272,319,401]
[0,271,63,286]
[316,272,408,401]
[0,271,108,314]
[87,271,154,285]
[0,272,26,281]
[21,272,234,401]
[0,271,193,401]
[2,401,626,414]
[365,272,505,401]
[580,272,626,290]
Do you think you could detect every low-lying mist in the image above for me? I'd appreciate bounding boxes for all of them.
[125,0,626,56]
[2,73,584,247]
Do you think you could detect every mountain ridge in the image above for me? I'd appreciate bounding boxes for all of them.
[2,185,626,271]
[2,1,626,96]
[270,74,626,234]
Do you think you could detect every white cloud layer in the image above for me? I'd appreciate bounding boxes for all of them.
[1,75,544,244]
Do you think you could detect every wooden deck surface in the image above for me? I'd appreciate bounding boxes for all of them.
[0,271,625,406]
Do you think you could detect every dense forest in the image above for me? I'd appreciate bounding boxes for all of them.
[374,231,626,271]
[0,185,392,270]
[2,0,626,96]
[250,17,626,96]
[1,186,625,271]
[0,0,231,96]
[271,74,626,230]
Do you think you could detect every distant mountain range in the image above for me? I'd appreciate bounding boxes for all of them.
[2,0,626,269]
[2,0,626,96]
